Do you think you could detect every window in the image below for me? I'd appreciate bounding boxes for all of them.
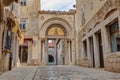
[20,0,26,6]
[109,21,120,52]
[20,19,26,29]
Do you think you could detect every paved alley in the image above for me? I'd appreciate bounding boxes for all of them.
[0,66,120,80]
[33,66,120,80]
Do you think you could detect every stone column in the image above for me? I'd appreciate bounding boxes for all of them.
[76,35,79,65]
[101,26,111,55]
[87,38,92,66]
[67,41,71,64]
[11,32,16,67]
[72,39,76,65]
[42,41,46,65]
[64,39,68,65]
[81,41,85,58]
[27,42,31,65]
[14,34,18,67]
[39,39,42,64]
[16,37,19,67]
[87,38,91,57]
[93,34,100,68]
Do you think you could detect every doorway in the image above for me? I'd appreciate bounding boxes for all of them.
[98,32,104,68]
[46,24,67,65]
[49,55,54,62]
[89,37,95,67]
[19,46,28,63]
[47,39,57,65]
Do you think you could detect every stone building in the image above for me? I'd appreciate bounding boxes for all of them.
[18,0,76,66]
[0,0,23,73]
[9,0,120,73]
[76,0,120,72]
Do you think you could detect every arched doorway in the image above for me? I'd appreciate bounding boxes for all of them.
[49,55,54,62]
[46,24,66,65]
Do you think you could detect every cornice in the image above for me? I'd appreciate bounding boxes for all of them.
[39,10,76,15]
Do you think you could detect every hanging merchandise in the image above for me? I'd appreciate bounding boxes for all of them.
[5,17,12,50]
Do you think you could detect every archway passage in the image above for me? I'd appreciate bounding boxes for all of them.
[46,24,66,65]
[49,55,54,62]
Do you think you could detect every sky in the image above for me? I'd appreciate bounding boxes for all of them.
[41,0,76,11]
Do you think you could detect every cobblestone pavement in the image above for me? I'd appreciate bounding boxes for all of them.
[0,66,37,80]
[33,66,120,80]
[0,66,120,80]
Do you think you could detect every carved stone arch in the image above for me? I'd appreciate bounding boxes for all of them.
[46,24,67,36]
[88,28,92,32]
[93,22,100,28]
[40,18,72,38]
[104,8,117,20]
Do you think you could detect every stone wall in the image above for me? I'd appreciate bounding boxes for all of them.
[77,0,120,73]
[105,53,120,73]
[18,0,77,66]
[81,57,90,67]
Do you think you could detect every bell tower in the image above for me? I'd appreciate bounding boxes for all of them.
[36,0,41,11]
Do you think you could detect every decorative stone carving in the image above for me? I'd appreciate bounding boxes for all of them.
[40,18,72,38]
[40,16,45,20]
[104,8,117,20]
[81,0,119,37]
[39,10,75,15]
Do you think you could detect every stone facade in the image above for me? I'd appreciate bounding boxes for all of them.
[9,0,120,73]
[76,0,120,72]
[18,0,76,66]
[0,0,23,73]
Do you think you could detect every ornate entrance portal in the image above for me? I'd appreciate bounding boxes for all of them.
[46,24,66,65]
[40,18,74,65]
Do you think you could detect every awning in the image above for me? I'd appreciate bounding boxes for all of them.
[24,38,33,44]
[3,0,19,6]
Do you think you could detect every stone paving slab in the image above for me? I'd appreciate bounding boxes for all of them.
[0,66,37,80]
[0,66,120,80]
[33,66,120,80]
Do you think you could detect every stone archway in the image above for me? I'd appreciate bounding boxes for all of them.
[39,18,72,38]
[40,18,74,65]
[46,24,66,65]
